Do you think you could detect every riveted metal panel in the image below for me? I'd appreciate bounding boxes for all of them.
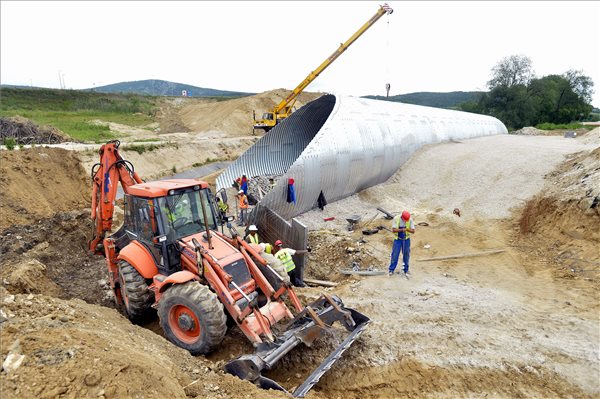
[218,94,507,221]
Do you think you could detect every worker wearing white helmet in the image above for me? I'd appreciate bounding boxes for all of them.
[245,225,261,245]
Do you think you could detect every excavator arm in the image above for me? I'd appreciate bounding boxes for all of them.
[253,3,393,131]
[89,140,143,254]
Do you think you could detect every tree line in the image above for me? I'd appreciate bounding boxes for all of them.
[460,55,595,130]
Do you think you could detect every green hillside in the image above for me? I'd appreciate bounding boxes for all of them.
[364,91,483,109]
[0,87,157,142]
[89,79,252,98]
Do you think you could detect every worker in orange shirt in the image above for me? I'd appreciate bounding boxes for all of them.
[237,190,249,226]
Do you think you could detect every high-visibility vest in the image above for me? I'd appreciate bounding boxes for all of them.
[166,206,183,223]
[239,195,248,209]
[264,243,273,254]
[247,233,260,244]
[393,215,413,240]
[217,201,228,212]
[276,250,295,272]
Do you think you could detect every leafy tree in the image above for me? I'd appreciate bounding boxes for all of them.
[563,69,594,104]
[487,55,535,89]
[532,75,592,123]
[462,55,594,129]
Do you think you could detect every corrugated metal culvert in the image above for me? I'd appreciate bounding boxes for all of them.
[218,94,507,221]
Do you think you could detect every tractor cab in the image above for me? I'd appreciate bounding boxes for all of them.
[119,180,219,275]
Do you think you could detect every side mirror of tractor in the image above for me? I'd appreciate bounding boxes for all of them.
[227,216,235,222]
[152,235,167,245]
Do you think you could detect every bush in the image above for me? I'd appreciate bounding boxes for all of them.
[122,144,160,155]
[3,137,16,150]
[535,122,592,130]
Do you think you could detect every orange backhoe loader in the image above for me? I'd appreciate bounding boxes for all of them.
[89,140,369,397]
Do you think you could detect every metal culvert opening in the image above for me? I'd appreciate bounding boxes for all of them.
[216,94,335,190]
[218,94,507,221]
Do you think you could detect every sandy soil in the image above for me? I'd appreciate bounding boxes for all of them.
[1,98,598,399]
[298,131,599,230]
[178,89,323,136]
[0,148,90,230]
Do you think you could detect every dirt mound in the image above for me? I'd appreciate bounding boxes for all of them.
[0,258,63,297]
[0,211,110,306]
[179,89,323,136]
[317,357,590,398]
[0,293,288,399]
[0,148,90,230]
[511,126,590,137]
[0,116,70,145]
[511,126,547,135]
[307,230,381,281]
[519,147,600,278]
[578,126,600,145]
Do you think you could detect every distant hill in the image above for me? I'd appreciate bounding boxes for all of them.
[88,79,253,98]
[364,91,483,110]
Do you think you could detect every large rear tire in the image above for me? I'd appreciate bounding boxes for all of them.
[158,282,227,355]
[118,260,153,323]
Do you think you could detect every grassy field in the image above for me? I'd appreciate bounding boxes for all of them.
[535,122,597,131]
[0,87,157,142]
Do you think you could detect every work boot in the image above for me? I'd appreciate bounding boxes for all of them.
[387,271,393,277]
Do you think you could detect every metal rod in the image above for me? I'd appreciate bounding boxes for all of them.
[230,280,252,303]
[199,188,213,249]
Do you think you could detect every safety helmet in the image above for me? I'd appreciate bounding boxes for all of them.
[401,210,411,221]
[274,239,283,247]
[249,225,258,231]
[238,190,244,194]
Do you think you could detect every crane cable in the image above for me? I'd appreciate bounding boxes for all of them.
[385,13,391,97]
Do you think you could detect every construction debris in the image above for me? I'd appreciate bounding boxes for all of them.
[340,269,386,276]
[303,278,338,287]
[0,116,70,145]
[417,249,506,262]
[376,207,394,220]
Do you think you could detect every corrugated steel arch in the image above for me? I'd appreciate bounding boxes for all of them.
[217,94,507,220]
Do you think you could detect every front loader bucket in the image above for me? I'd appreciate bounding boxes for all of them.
[225,295,370,398]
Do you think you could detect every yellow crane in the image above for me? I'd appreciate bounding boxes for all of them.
[253,3,393,132]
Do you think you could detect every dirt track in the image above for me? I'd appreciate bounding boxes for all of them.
[1,95,599,398]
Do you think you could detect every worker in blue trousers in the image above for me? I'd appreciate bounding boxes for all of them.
[388,210,415,279]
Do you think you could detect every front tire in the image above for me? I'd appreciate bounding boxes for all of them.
[158,282,227,355]
[118,260,153,323]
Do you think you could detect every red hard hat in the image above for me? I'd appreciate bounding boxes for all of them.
[401,210,410,221]
[274,240,283,247]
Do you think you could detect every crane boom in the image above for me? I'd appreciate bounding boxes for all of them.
[253,3,393,132]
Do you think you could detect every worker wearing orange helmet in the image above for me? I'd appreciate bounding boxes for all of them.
[388,210,415,278]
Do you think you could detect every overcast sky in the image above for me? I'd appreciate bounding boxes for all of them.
[2,1,599,106]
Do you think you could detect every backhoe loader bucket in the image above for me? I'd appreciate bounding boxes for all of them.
[225,294,370,398]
